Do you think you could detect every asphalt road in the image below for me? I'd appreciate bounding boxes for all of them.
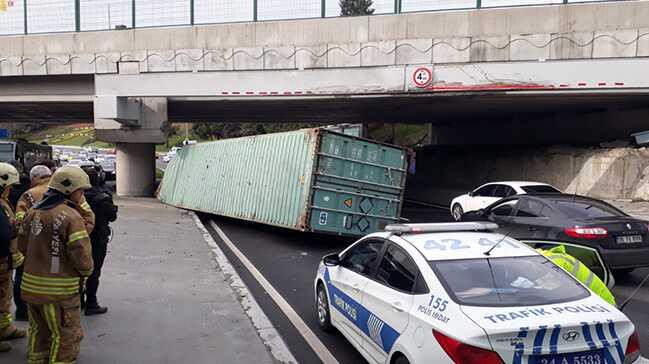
[203,203,649,363]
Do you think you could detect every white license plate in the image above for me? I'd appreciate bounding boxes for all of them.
[531,349,604,364]
[616,235,643,244]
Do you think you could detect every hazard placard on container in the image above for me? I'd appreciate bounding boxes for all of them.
[413,67,432,88]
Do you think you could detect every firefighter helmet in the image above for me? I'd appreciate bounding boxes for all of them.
[0,162,20,188]
[49,166,91,195]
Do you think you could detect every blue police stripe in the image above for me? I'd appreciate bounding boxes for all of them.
[512,327,529,364]
[533,326,548,355]
[594,322,610,347]
[549,325,561,355]
[594,322,616,364]
[607,320,625,363]
[323,269,401,353]
[581,322,597,351]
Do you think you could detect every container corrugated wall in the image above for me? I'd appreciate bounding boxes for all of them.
[159,129,318,230]
[159,128,409,236]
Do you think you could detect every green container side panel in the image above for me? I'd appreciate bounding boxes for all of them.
[159,129,318,230]
[159,128,408,237]
[307,131,408,235]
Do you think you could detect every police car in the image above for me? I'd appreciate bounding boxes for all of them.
[314,222,640,364]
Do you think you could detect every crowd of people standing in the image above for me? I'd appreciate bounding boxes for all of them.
[0,159,118,363]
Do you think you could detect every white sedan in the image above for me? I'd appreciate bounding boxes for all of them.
[314,222,639,364]
[450,181,560,221]
[162,152,176,163]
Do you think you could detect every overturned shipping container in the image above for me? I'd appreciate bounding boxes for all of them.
[158,128,408,236]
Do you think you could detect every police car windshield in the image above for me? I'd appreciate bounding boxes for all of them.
[430,256,589,307]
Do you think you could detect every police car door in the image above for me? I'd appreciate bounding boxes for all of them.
[362,243,421,363]
[329,239,386,349]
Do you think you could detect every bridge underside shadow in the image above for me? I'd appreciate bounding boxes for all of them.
[0,102,93,123]
[167,93,649,125]
[1,92,649,146]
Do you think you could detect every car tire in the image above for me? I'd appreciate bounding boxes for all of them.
[612,269,635,280]
[393,354,410,364]
[316,283,334,332]
[452,204,464,221]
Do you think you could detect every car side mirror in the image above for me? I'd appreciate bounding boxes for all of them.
[323,253,340,267]
[468,191,474,197]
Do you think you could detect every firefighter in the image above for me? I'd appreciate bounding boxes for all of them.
[537,245,616,306]
[12,165,52,321]
[19,165,94,364]
[15,163,95,321]
[80,166,117,315]
[17,161,95,234]
[0,162,26,347]
[0,197,17,353]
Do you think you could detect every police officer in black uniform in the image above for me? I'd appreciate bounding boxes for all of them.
[81,166,118,315]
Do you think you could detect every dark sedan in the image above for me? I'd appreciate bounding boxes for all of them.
[462,193,649,276]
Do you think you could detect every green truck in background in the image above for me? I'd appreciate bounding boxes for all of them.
[158,128,409,237]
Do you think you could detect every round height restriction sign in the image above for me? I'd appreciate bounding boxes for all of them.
[413,67,432,88]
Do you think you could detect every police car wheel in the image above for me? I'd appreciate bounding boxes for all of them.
[316,284,333,332]
[452,204,463,221]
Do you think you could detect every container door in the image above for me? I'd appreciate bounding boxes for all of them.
[309,131,408,236]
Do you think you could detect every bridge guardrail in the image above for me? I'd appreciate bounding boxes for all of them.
[0,0,629,36]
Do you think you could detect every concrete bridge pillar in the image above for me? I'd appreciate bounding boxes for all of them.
[94,95,168,196]
[116,143,157,196]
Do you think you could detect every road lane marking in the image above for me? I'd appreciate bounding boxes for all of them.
[191,213,297,364]
[209,220,340,364]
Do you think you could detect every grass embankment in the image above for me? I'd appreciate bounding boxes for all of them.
[27,125,114,148]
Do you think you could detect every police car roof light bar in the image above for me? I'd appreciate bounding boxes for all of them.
[385,222,500,235]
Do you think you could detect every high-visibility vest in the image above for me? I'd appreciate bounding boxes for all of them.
[537,245,617,307]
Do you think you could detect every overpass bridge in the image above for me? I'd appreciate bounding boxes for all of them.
[1,0,649,195]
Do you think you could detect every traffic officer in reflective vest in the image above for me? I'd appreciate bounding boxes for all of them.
[15,164,95,321]
[0,162,27,347]
[19,166,94,364]
[537,245,616,306]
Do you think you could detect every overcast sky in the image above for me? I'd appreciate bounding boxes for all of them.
[1,0,579,36]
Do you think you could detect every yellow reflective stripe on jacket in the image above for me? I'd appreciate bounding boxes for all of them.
[23,273,80,285]
[80,201,91,212]
[545,253,580,276]
[68,230,89,245]
[21,280,79,292]
[21,282,79,296]
[0,312,12,328]
[12,252,24,267]
[21,273,80,295]
[540,249,617,306]
[22,276,79,288]
[15,211,25,221]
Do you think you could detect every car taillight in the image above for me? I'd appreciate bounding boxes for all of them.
[433,329,503,364]
[564,226,608,239]
[623,331,640,364]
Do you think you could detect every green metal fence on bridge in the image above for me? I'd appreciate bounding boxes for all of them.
[0,0,623,36]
